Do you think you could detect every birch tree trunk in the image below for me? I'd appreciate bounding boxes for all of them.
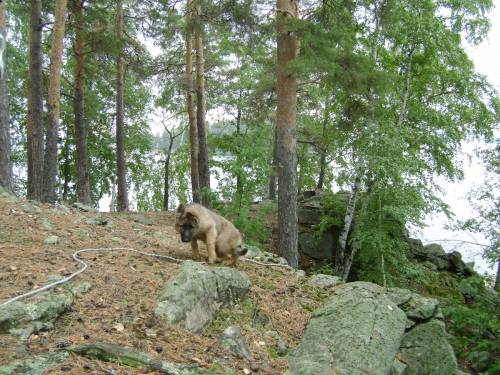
[115,0,128,211]
[194,2,210,206]
[27,0,44,201]
[276,0,299,269]
[0,0,12,191]
[42,0,68,203]
[185,0,200,203]
[73,0,91,205]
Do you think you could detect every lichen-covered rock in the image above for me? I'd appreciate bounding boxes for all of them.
[69,342,233,374]
[0,283,91,337]
[399,319,459,375]
[129,214,155,225]
[155,262,251,333]
[0,352,69,375]
[44,235,60,245]
[386,288,439,320]
[218,325,253,360]
[286,282,407,375]
[306,274,343,288]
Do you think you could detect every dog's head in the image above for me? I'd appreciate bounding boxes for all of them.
[175,204,199,243]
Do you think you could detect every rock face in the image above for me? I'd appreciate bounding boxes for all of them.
[287,282,464,375]
[399,320,458,375]
[0,282,91,338]
[0,352,69,375]
[286,282,407,375]
[155,262,251,333]
[387,288,463,375]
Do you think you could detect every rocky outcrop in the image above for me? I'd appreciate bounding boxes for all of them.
[408,240,473,276]
[287,282,465,375]
[155,262,251,333]
[286,282,407,375]
[0,282,91,338]
[0,352,69,375]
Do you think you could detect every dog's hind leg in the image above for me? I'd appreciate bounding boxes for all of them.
[206,229,217,264]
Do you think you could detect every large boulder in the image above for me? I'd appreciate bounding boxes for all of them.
[399,320,459,375]
[286,282,407,375]
[155,262,251,333]
[298,230,336,261]
[386,288,439,321]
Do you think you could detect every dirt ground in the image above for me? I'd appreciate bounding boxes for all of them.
[0,196,325,374]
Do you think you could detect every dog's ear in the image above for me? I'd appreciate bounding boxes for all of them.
[177,203,185,213]
[186,212,199,227]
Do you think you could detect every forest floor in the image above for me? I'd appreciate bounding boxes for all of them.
[0,195,325,375]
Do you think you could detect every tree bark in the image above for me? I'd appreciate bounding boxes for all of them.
[61,133,70,202]
[194,2,210,206]
[0,0,12,191]
[42,0,68,203]
[186,0,200,203]
[163,137,173,210]
[268,124,277,200]
[316,109,328,191]
[73,0,90,205]
[336,174,360,277]
[495,259,500,292]
[27,0,44,201]
[115,0,128,211]
[276,0,299,269]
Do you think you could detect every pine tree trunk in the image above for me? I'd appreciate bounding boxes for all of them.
[276,0,299,269]
[42,0,68,203]
[61,133,70,202]
[268,124,277,200]
[0,1,12,191]
[186,0,200,203]
[73,0,90,205]
[27,0,44,201]
[115,0,128,211]
[194,2,210,206]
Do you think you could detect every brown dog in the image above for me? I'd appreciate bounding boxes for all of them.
[175,203,248,265]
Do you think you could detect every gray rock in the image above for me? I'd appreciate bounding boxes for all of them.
[44,235,60,245]
[155,262,251,333]
[423,243,446,257]
[386,288,439,320]
[0,352,69,375]
[243,247,288,266]
[72,202,97,212]
[69,342,233,374]
[266,330,289,356]
[129,214,156,225]
[286,282,407,375]
[306,274,343,288]
[298,207,322,225]
[218,325,253,360]
[41,218,53,230]
[298,230,335,261]
[293,269,306,278]
[448,251,473,276]
[85,215,113,226]
[0,283,90,337]
[389,358,406,375]
[400,319,459,375]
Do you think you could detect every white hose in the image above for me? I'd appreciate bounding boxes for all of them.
[0,247,293,306]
